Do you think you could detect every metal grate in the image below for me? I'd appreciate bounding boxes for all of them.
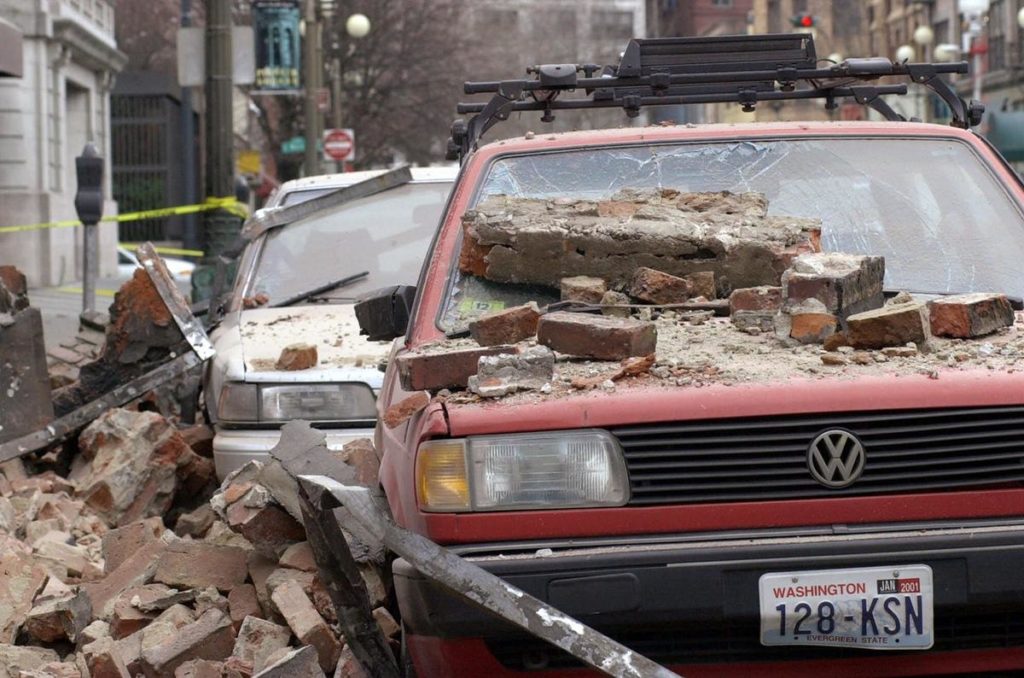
[486,609,1024,669]
[613,406,1024,506]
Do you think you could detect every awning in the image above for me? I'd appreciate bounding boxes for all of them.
[985,111,1024,162]
[0,17,22,78]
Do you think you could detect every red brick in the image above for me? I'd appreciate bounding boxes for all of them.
[729,286,782,313]
[537,311,657,360]
[339,438,380,488]
[82,538,168,621]
[102,519,165,574]
[928,293,1014,338]
[154,541,248,592]
[271,579,340,672]
[228,585,262,632]
[225,501,305,559]
[0,552,47,642]
[628,267,693,304]
[847,302,931,349]
[139,608,235,677]
[84,638,132,678]
[23,589,91,643]
[231,616,291,672]
[382,392,430,430]
[687,271,716,299]
[790,312,838,344]
[560,276,607,304]
[396,345,517,391]
[278,542,317,573]
[275,343,318,371]
[173,659,224,678]
[469,302,541,346]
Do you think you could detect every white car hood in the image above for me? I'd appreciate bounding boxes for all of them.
[212,304,392,386]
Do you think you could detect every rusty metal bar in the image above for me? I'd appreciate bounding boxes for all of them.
[297,475,683,678]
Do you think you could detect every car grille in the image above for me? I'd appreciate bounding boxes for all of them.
[613,406,1024,505]
[485,609,1024,670]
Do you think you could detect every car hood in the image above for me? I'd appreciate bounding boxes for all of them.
[212,304,392,385]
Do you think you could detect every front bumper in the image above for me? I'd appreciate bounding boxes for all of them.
[395,520,1024,675]
[213,425,375,479]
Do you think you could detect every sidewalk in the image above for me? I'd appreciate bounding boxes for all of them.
[28,277,122,349]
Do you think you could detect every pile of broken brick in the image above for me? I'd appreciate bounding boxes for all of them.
[390,190,1017,402]
[0,407,389,678]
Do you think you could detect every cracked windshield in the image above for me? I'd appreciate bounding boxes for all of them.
[442,138,1024,331]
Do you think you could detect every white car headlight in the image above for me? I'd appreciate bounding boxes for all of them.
[217,382,376,424]
[416,429,629,512]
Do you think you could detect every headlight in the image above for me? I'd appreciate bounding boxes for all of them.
[416,429,629,512]
[261,384,376,421]
[217,382,376,423]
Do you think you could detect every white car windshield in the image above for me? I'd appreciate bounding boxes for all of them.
[440,136,1024,330]
[248,182,451,305]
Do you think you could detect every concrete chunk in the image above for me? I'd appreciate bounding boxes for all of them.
[560,276,607,304]
[468,346,555,397]
[254,646,324,678]
[538,311,657,360]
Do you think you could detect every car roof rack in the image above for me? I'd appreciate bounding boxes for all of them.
[446,33,983,161]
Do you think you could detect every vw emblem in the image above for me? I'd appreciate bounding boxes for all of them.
[807,429,866,488]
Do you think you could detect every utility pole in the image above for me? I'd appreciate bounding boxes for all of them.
[303,0,321,176]
[180,0,198,252]
[193,0,242,301]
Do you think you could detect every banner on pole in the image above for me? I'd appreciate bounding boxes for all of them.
[252,0,301,91]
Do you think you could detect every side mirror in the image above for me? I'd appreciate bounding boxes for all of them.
[354,285,417,341]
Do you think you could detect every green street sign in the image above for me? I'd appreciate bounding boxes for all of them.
[281,136,304,154]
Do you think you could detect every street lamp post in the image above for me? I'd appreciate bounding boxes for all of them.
[302,0,322,177]
[328,13,370,171]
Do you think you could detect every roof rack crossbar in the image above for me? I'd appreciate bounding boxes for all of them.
[446,34,985,162]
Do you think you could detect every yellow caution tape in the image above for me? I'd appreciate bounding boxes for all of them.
[0,197,247,234]
[56,286,117,298]
[120,244,205,258]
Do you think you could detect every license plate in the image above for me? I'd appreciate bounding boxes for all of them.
[759,565,934,650]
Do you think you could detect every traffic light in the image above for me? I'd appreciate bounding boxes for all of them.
[790,13,815,29]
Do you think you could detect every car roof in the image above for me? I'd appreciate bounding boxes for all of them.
[274,166,458,196]
[473,120,979,158]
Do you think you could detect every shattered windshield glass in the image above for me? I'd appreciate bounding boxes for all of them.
[247,182,451,305]
[440,137,1024,331]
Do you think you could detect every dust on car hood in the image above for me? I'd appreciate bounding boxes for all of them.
[236,304,391,381]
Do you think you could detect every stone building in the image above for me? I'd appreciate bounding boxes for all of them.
[0,0,125,287]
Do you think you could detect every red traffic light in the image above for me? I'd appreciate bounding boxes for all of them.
[790,13,815,28]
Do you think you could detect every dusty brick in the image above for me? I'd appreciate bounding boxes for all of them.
[231,617,291,672]
[279,542,317,573]
[83,639,131,678]
[23,589,92,643]
[396,345,517,391]
[371,607,400,639]
[247,553,277,618]
[469,302,541,346]
[139,609,235,678]
[782,253,885,322]
[599,290,632,317]
[928,293,1014,338]
[228,585,262,632]
[538,311,657,360]
[275,344,318,371]
[175,504,216,538]
[0,553,50,642]
[332,645,366,678]
[729,286,783,313]
[179,424,215,458]
[256,645,324,678]
[174,660,224,678]
[271,579,340,672]
[628,267,694,304]
[154,541,248,592]
[382,392,430,430]
[560,276,607,304]
[110,585,178,639]
[338,438,380,488]
[847,302,931,350]
[225,498,305,559]
[686,271,716,299]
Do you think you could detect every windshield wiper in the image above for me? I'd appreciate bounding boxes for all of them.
[271,271,370,308]
[884,289,1023,311]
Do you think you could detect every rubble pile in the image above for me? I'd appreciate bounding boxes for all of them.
[461,190,822,292]
[0,413,395,678]
[397,191,1022,402]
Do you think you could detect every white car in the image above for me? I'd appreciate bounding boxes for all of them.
[203,167,457,479]
[117,246,195,284]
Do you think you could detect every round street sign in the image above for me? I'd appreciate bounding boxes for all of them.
[323,128,355,162]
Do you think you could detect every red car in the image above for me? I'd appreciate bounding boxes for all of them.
[358,35,1024,676]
